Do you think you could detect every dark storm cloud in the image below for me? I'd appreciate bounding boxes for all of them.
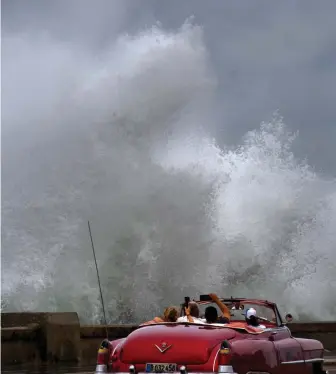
[3,0,336,172]
[146,0,336,173]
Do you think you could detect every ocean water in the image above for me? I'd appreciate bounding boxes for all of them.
[2,21,336,324]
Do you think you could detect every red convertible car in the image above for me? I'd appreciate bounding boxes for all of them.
[95,296,326,374]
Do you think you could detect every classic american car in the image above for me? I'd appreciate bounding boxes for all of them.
[95,296,326,374]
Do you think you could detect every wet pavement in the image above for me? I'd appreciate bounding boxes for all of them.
[1,365,94,374]
[2,360,336,373]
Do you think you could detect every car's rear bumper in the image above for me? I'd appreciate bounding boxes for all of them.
[95,364,237,374]
[95,365,107,373]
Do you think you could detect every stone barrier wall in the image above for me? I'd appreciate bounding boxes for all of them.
[1,313,336,366]
[1,312,81,365]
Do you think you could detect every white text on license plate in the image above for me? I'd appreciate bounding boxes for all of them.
[145,363,177,373]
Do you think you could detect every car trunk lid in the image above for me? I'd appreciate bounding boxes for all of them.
[120,323,236,365]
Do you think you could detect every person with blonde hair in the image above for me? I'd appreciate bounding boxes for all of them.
[163,306,179,322]
[140,306,179,325]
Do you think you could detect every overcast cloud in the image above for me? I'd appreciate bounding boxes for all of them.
[3,0,336,173]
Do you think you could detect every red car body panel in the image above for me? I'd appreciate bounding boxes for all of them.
[121,324,237,364]
[95,297,326,374]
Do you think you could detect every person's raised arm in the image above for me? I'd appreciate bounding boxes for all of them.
[209,293,231,321]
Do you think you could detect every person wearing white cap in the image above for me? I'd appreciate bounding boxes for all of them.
[245,307,266,329]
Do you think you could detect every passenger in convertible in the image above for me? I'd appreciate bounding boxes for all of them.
[177,293,231,324]
[205,293,231,324]
[177,301,205,324]
[245,308,266,329]
[141,306,179,325]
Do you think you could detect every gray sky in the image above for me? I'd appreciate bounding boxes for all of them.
[3,0,336,174]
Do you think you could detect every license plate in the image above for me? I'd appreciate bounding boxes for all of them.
[145,363,177,373]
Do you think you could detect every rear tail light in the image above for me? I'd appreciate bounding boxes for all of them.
[95,340,109,373]
[217,340,237,374]
[97,348,108,364]
[218,340,232,365]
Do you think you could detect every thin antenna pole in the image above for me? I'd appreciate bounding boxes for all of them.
[88,220,109,339]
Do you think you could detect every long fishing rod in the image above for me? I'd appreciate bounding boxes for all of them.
[88,220,109,340]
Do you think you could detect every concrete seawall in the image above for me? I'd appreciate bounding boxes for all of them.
[2,313,336,365]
